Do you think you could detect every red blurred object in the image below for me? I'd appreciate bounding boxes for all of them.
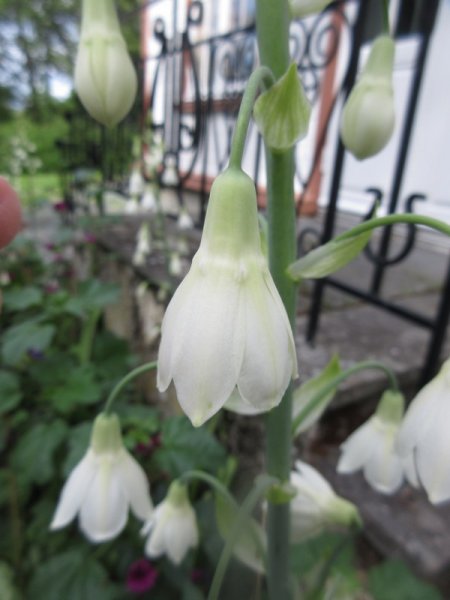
[0,178,22,249]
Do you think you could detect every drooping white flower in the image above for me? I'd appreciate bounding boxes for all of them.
[397,359,450,504]
[142,481,198,564]
[51,413,152,542]
[177,209,194,230]
[129,169,145,198]
[337,390,406,494]
[340,35,395,160]
[157,167,298,426]
[75,0,137,127]
[133,223,152,267]
[291,461,360,542]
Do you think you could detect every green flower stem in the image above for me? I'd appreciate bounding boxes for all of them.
[291,360,399,435]
[179,470,237,506]
[103,361,157,414]
[228,66,275,169]
[78,307,101,365]
[336,213,450,241]
[256,0,297,598]
[208,474,278,600]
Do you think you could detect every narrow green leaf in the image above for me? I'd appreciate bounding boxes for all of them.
[215,493,266,574]
[287,230,371,281]
[293,355,341,435]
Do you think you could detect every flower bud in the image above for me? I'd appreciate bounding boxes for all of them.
[254,63,311,152]
[75,0,137,127]
[340,36,395,160]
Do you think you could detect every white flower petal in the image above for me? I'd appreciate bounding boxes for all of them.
[161,265,242,426]
[117,451,153,521]
[402,451,419,488]
[237,271,296,411]
[50,452,96,530]
[293,461,334,499]
[396,376,443,456]
[224,388,267,415]
[363,432,404,494]
[79,457,128,542]
[416,398,450,504]
[144,507,167,558]
[337,419,380,474]
[164,511,198,564]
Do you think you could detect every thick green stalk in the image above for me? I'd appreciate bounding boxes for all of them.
[256,1,297,598]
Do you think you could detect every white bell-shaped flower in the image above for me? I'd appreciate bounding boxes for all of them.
[397,359,450,504]
[50,413,152,542]
[157,167,298,426]
[74,0,137,127]
[337,390,406,494]
[340,35,395,160]
[142,481,198,564]
[291,461,360,542]
[133,223,152,267]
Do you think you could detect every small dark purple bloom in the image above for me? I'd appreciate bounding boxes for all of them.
[53,201,69,213]
[135,433,162,457]
[126,558,158,594]
[83,232,97,244]
[27,348,45,361]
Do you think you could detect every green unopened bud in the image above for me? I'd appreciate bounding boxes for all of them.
[326,496,362,530]
[75,0,137,127]
[289,0,333,19]
[253,63,311,152]
[340,35,395,160]
[90,412,123,453]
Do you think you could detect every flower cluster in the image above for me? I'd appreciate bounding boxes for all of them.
[337,360,450,506]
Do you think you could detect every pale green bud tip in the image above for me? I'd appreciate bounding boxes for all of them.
[364,36,395,79]
[376,390,405,424]
[166,481,190,507]
[202,168,260,257]
[254,63,311,152]
[327,496,362,529]
[90,413,123,453]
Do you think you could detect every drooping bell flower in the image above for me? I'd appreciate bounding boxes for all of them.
[397,358,450,504]
[291,461,361,542]
[340,35,395,160]
[75,0,137,127]
[157,167,298,426]
[50,413,152,542]
[142,481,198,565]
[337,390,406,494]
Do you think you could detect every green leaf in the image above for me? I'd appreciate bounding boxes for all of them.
[287,230,372,281]
[0,370,23,414]
[290,532,354,577]
[62,422,92,477]
[254,62,311,152]
[116,404,160,432]
[11,419,68,485]
[293,355,341,435]
[65,280,119,317]
[215,492,266,574]
[1,320,55,366]
[153,416,226,478]
[2,285,43,311]
[27,549,118,600]
[47,365,102,414]
[368,560,442,600]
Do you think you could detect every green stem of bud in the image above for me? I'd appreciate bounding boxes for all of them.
[291,360,399,436]
[103,361,157,414]
[336,213,450,242]
[228,66,275,170]
[382,0,390,35]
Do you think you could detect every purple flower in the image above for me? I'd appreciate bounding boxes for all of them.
[53,201,69,213]
[27,348,45,361]
[126,558,158,594]
[83,232,97,244]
